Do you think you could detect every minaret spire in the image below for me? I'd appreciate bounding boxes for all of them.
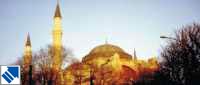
[52,1,64,84]
[23,33,32,70]
[54,0,62,18]
[26,33,31,46]
[52,0,63,71]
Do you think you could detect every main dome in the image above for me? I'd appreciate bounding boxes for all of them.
[82,44,132,62]
[89,44,124,54]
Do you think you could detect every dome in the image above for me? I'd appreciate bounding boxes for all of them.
[90,44,124,54]
[82,44,132,62]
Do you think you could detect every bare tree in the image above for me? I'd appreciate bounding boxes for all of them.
[160,23,200,85]
[33,45,77,69]
[20,44,78,85]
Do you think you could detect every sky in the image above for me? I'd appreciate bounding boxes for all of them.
[0,0,200,65]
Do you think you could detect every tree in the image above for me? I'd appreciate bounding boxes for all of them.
[160,23,200,85]
[22,45,78,85]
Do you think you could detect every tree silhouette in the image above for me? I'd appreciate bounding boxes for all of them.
[160,23,200,85]
[19,45,78,85]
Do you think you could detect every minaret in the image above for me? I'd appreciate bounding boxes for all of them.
[23,33,32,70]
[52,0,63,71]
[133,48,137,60]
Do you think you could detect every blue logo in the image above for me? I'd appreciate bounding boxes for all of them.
[1,65,20,84]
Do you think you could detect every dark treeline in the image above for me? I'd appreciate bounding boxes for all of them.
[134,23,200,85]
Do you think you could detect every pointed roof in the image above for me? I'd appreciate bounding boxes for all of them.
[26,33,31,46]
[54,1,62,18]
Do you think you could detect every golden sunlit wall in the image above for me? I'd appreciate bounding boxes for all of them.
[24,46,32,67]
[110,53,122,71]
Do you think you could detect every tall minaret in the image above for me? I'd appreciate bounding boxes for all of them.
[52,0,63,71]
[23,33,32,69]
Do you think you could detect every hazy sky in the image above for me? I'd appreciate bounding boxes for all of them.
[0,0,200,65]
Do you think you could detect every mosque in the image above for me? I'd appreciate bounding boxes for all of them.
[22,1,159,85]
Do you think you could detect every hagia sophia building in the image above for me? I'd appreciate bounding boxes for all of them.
[22,1,159,85]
